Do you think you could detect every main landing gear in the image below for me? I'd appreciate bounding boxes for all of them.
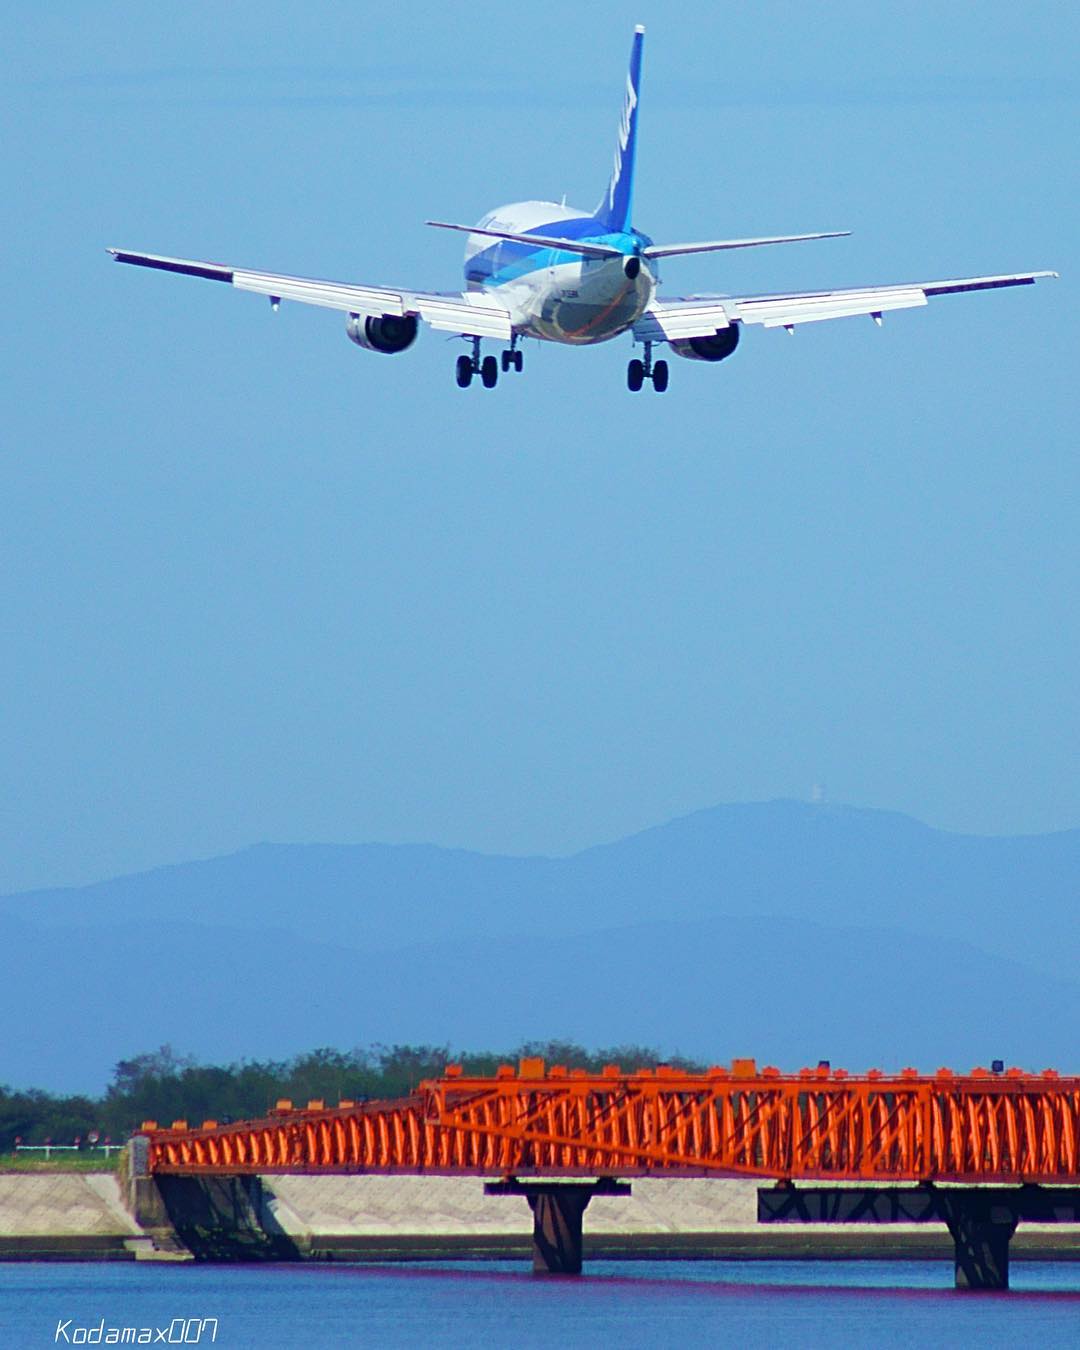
[501,335,524,374]
[627,341,668,393]
[456,337,523,388]
[456,338,497,389]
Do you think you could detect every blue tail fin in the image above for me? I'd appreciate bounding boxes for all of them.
[596,25,644,233]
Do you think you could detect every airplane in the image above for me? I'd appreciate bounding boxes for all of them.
[109,25,1055,394]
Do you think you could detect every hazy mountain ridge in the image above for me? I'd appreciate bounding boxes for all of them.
[3,800,1078,1092]
[7,800,1077,968]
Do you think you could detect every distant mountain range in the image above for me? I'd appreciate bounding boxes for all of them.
[3,800,1078,1094]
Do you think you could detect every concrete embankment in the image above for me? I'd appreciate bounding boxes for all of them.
[3,1172,1080,1263]
[212,1175,1080,1263]
[0,1174,177,1261]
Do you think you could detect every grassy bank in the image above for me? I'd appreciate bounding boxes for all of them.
[0,1152,120,1173]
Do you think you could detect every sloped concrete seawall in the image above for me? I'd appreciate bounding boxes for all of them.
[224,1175,1080,1263]
[260,1175,776,1262]
[0,1174,146,1260]
[3,1171,1080,1262]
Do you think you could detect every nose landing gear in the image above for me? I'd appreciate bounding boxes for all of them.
[627,342,668,393]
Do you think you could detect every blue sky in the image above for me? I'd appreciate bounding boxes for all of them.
[2,2,1076,893]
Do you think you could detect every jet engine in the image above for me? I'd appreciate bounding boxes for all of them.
[668,325,740,363]
[346,312,419,355]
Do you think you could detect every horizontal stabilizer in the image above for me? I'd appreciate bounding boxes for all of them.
[643,231,850,259]
[426,221,624,259]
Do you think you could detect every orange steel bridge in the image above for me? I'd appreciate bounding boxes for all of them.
[142,1057,1080,1184]
[135,1058,1080,1287]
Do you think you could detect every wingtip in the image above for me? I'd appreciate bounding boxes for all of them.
[635,23,645,34]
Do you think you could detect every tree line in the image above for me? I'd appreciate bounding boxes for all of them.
[0,1042,704,1153]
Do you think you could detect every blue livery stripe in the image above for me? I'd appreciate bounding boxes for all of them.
[466,219,650,288]
[596,27,643,233]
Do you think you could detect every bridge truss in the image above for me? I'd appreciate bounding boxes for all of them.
[143,1058,1080,1184]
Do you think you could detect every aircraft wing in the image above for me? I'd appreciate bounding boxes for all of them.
[107,249,513,339]
[635,271,1057,342]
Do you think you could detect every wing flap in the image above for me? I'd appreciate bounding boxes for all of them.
[232,267,406,316]
[413,294,513,339]
[634,301,735,342]
[111,249,407,315]
[109,247,514,338]
[638,271,1056,341]
[742,288,927,328]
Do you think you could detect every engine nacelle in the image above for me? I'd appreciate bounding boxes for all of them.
[346,312,419,355]
[668,325,740,363]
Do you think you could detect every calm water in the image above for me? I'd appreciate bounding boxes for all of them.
[3,1260,1079,1348]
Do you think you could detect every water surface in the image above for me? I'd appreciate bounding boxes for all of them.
[3,1260,1079,1347]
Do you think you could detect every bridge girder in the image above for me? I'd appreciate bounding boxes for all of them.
[140,1059,1080,1185]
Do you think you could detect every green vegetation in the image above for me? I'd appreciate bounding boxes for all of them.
[0,1041,703,1156]
[0,1151,120,1173]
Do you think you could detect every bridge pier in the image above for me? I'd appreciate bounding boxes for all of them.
[484,1179,632,1275]
[940,1198,1018,1290]
[758,1184,1080,1291]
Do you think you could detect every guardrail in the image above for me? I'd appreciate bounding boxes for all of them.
[13,1142,124,1160]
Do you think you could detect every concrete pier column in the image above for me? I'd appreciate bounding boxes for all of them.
[484,1179,632,1275]
[756,1183,1068,1294]
[939,1195,1019,1291]
[526,1188,593,1274]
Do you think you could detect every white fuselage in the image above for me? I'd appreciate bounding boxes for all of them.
[463,201,656,345]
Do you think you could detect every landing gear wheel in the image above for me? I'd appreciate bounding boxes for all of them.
[627,358,645,392]
[514,349,524,373]
[501,350,512,373]
[456,354,473,388]
[652,359,669,393]
[481,355,498,389]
